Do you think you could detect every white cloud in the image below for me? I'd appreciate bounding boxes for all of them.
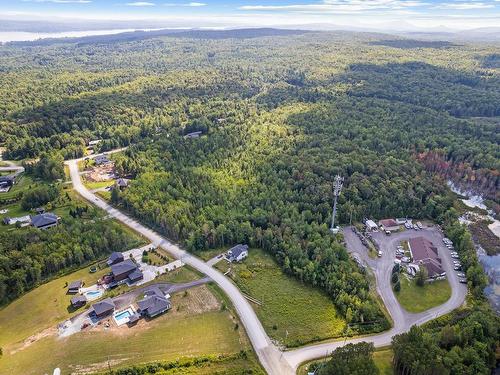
[22,0,92,3]
[434,2,494,8]
[239,0,430,13]
[126,1,156,6]
[164,2,207,6]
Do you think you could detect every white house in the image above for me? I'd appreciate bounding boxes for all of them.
[227,244,249,262]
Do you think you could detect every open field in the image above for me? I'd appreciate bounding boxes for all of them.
[155,265,204,283]
[0,263,110,348]
[0,285,254,375]
[215,249,346,347]
[395,277,452,313]
[84,180,115,190]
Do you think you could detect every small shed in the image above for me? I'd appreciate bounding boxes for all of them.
[67,280,83,294]
[71,295,87,308]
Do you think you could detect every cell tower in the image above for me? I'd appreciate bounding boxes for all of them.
[330,175,344,233]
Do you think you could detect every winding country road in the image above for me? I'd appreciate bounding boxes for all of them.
[66,152,467,374]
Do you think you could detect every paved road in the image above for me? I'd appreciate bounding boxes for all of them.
[66,155,292,375]
[283,227,468,370]
[67,151,467,374]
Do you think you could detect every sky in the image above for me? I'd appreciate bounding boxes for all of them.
[1,0,499,31]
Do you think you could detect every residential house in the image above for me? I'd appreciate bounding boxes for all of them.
[111,259,143,283]
[91,298,115,318]
[107,252,124,266]
[184,131,202,139]
[94,154,110,165]
[137,286,171,318]
[408,237,445,279]
[31,212,59,230]
[378,219,400,232]
[70,295,87,308]
[227,244,249,262]
[67,280,83,294]
[0,174,16,188]
[115,178,129,190]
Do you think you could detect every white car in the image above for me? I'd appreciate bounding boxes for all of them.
[451,254,460,259]
[378,251,383,257]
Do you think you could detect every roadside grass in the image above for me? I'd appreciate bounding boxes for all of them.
[155,265,204,283]
[96,190,111,200]
[84,180,115,190]
[0,263,109,348]
[197,248,228,261]
[297,348,393,375]
[394,277,451,313]
[373,349,394,375]
[215,249,346,347]
[1,285,255,375]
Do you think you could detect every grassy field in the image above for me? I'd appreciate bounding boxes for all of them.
[374,349,394,375]
[0,285,255,375]
[84,180,115,190]
[395,277,452,313]
[0,263,110,348]
[156,265,204,283]
[216,249,346,347]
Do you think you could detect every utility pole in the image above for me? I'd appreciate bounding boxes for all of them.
[330,175,344,233]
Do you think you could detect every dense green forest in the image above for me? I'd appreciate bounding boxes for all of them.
[0,29,498,371]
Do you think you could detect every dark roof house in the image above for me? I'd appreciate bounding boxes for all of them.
[128,269,144,283]
[67,280,83,294]
[107,252,125,266]
[116,178,129,189]
[71,295,87,308]
[0,174,16,187]
[31,212,59,230]
[409,237,445,278]
[137,288,171,318]
[92,298,115,318]
[111,259,138,282]
[227,244,249,262]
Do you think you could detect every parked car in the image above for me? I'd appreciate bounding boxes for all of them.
[378,251,383,257]
[417,222,423,229]
[413,224,419,230]
[456,272,466,278]
[459,278,467,284]
[401,256,411,263]
[385,230,391,236]
[454,266,462,271]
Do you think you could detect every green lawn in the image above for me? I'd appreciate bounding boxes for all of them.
[0,264,110,348]
[1,310,251,375]
[84,180,115,190]
[374,349,394,375]
[395,277,452,313]
[216,249,346,347]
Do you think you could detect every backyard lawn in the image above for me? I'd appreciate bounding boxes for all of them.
[0,264,110,348]
[216,249,346,347]
[394,277,451,313]
[0,285,257,375]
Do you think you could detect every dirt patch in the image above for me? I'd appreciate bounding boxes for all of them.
[171,285,221,315]
[70,358,129,374]
[85,164,116,182]
[10,326,57,355]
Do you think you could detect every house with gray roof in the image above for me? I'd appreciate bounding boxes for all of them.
[107,252,124,266]
[409,237,445,279]
[137,287,171,318]
[67,280,83,294]
[94,154,110,165]
[91,298,115,318]
[71,295,87,308]
[31,212,59,230]
[111,259,142,283]
[227,244,249,262]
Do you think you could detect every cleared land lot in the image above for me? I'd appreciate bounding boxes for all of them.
[394,277,451,313]
[216,249,346,347]
[0,283,257,375]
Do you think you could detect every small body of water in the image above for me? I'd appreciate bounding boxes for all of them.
[448,180,500,313]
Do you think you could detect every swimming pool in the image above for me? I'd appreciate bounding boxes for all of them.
[113,307,134,326]
[84,289,104,301]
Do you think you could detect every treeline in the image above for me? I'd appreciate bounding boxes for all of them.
[0,216,142,306]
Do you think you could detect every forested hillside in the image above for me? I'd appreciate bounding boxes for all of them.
[0,30,499,334]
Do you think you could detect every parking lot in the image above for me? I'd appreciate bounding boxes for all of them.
[344,223,468,326]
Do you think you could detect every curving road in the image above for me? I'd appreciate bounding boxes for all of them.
[66,152,467,374]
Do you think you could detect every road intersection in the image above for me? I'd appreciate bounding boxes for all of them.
[66,152,467,374]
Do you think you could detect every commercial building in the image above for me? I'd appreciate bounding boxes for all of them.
[408,237,445,279]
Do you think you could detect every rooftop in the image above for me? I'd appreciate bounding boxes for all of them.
[92,298,115,316]
[31,212,58,228]
[111,259,137,277]
[228,244,248,259]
